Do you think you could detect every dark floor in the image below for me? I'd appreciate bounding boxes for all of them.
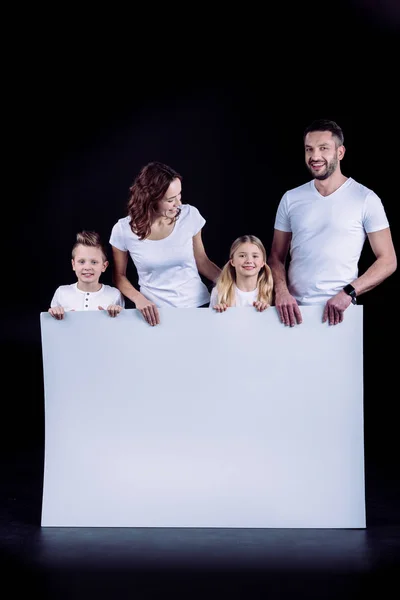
[1,442,399,600]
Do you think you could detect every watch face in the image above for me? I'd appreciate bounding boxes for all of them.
[344,284,356,298]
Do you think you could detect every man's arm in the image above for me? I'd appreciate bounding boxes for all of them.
[352,228,397,295]
[268,229,302,326]
[322,227,397,325]
[268,229,291,295]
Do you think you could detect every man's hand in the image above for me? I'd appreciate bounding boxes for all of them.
[274,291,302,326]
[322,291,352,325]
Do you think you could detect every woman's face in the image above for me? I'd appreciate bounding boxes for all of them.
[156,178,182,218]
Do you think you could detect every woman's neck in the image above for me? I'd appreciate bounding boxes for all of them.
[152,215,172,228]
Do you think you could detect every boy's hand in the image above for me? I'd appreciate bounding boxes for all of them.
[48,306,65,320]
[98,305,123,317]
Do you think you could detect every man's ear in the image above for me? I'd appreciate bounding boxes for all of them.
[338,145,346,161]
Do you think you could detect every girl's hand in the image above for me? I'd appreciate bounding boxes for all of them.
[98,305,123,318]
[49,306,65,320]
[213,303,228,312]
[134,294,160,326]
[253,301,270,312]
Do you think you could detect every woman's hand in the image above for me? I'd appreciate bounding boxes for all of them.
[134,294,160,326]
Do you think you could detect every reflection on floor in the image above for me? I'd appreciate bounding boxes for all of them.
[1,446,399,599]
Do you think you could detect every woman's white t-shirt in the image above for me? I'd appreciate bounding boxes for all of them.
[50,283,124,311]
[109,204,210,308]
[209,285,258,308]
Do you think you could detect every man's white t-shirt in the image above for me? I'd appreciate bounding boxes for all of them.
[50,283,125,311]
[109,204,210,308]
[209,285,258,308]
[274,177,390,305]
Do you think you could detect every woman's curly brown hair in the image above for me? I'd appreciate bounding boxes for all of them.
[127,162,182,240]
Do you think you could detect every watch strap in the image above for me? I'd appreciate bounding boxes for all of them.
[343,284,357,304]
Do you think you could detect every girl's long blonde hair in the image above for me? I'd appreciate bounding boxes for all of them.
[215,235,274,306]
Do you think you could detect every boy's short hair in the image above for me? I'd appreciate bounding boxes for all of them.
[72,231,107,261]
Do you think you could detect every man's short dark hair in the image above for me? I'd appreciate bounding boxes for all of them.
[303,119,344,147]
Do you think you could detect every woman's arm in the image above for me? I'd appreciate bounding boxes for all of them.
[193,231,221,283]
[111,246,160,326]
[111,246,142,304]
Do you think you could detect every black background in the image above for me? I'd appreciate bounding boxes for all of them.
[2,0,399,535]
[1,3,400,597]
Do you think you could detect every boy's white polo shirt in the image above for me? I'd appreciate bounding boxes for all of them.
[50,283,125,311]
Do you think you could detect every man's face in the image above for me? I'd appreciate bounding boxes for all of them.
[304,131,344,180]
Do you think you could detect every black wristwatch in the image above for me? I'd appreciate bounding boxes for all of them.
[343,284,357,304]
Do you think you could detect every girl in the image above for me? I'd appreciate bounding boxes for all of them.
[210,235,274,312]
[49,231,125,320]
[109,161,221,326]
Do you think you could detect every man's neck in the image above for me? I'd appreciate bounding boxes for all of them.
[314,171,348,197]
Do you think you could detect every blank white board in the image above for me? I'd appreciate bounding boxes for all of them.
[40,305,365,528]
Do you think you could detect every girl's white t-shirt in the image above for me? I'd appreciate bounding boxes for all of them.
[209,285,258,308]
[109,204,210,308]
[50,283,124,311]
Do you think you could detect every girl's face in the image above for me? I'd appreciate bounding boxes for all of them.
[156,178,182,219]
[72,245,107,286]
[230,243,265,277]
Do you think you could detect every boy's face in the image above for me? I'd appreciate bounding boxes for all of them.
[71,245,108,286]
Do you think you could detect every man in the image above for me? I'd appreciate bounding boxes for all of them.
[268,119,397,326]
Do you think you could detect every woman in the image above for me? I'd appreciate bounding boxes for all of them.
[109,161,221,325]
